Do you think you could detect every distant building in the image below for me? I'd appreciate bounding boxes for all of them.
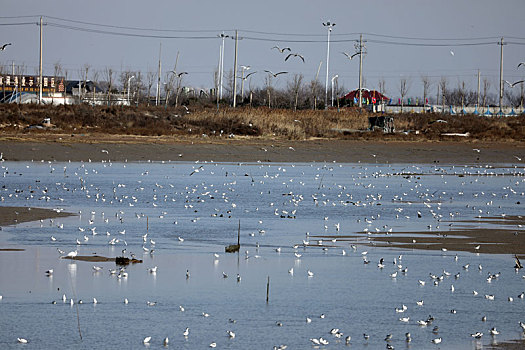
[65,80,104,95]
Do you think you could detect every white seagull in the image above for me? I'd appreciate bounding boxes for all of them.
[342,51,360,60]
[504,80,524,88]
[66,250,78,258]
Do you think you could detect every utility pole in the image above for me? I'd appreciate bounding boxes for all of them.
[477,69,481,109]
[218,33,229,100]
[155,44,162,106]
[323,21,335,109]
[232,30,238,108]
[358,34,365,109]
[39,16,43,104]
[498,37,506,112]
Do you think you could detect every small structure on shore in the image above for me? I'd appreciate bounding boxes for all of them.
[368,116,395,133]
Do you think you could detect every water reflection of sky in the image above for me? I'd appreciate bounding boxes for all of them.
[0,161,524,349]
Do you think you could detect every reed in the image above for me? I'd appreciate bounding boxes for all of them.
[0,104,523,142]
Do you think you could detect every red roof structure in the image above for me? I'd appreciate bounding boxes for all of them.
[341,89,389,103]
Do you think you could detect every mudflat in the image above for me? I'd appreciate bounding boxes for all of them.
[0,137,524,164]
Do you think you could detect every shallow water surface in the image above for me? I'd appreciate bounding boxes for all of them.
[0,161,524,349]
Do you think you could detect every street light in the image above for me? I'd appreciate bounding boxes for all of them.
[218,33,230,100]
[331,74,338,107]
[127,75,135,105]
[323,21,335,109]
[240,65,250,102]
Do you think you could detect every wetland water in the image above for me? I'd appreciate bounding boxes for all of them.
[0,161,524,349]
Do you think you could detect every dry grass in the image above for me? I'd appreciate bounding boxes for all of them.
[0,104,524,142]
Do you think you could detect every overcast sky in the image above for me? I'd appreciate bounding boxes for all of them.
[1,0,524,99]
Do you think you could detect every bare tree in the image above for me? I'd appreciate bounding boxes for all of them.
[15,63,26,76]
[439,77,448,112]
[265,74,274,109]
[224,69,234,101]
[91,70,100,105]
[53,62,63,79]
[83,64,90,89]
[378,78,386,96]
[103,67,114,106]
[421,75,431,111]
[520,83,525,108]
[309,79,322,110]
[457,80,467,113]
[146,71,155,106]
[287,73,303,111]
[399,78,410,112]
[482,77,491,107]
[133,71,142,105]
[174,73,185,107]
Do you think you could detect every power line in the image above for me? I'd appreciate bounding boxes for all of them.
[0,22,39,26]
[2,15,525,45]
[45,16,232,34]
[46,22,218,39]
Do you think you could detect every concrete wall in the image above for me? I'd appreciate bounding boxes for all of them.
[382,105,524,116]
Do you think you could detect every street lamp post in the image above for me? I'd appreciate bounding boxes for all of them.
[127,75,135,105]
[218,33,230,100]
[331,74,338,107]
[240,65,250,102]
[323,21,335,110]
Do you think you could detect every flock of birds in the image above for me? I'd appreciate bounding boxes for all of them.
[1,155,525,348]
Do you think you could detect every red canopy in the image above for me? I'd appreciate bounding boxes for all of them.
[342,89,389,102]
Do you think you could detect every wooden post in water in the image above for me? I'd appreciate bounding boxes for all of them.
[237,219,240,246]
[147,216,149,231]
[266,276,270,303]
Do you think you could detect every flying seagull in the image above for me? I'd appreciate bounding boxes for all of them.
[505,80,524,88]
[285,53,305,63]
[342,51,360,60]
[171,70,188,78]
[272,46,291,53]
[189,165,204,176]
[243,71,257,80]
[0,43,11,51]
[264,70,288,77]
[518,62,525,69]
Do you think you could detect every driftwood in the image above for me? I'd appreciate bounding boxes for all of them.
[61,255,142,264]
[225,220,241,253]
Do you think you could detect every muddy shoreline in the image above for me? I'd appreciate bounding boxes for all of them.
[0,137,524,164]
